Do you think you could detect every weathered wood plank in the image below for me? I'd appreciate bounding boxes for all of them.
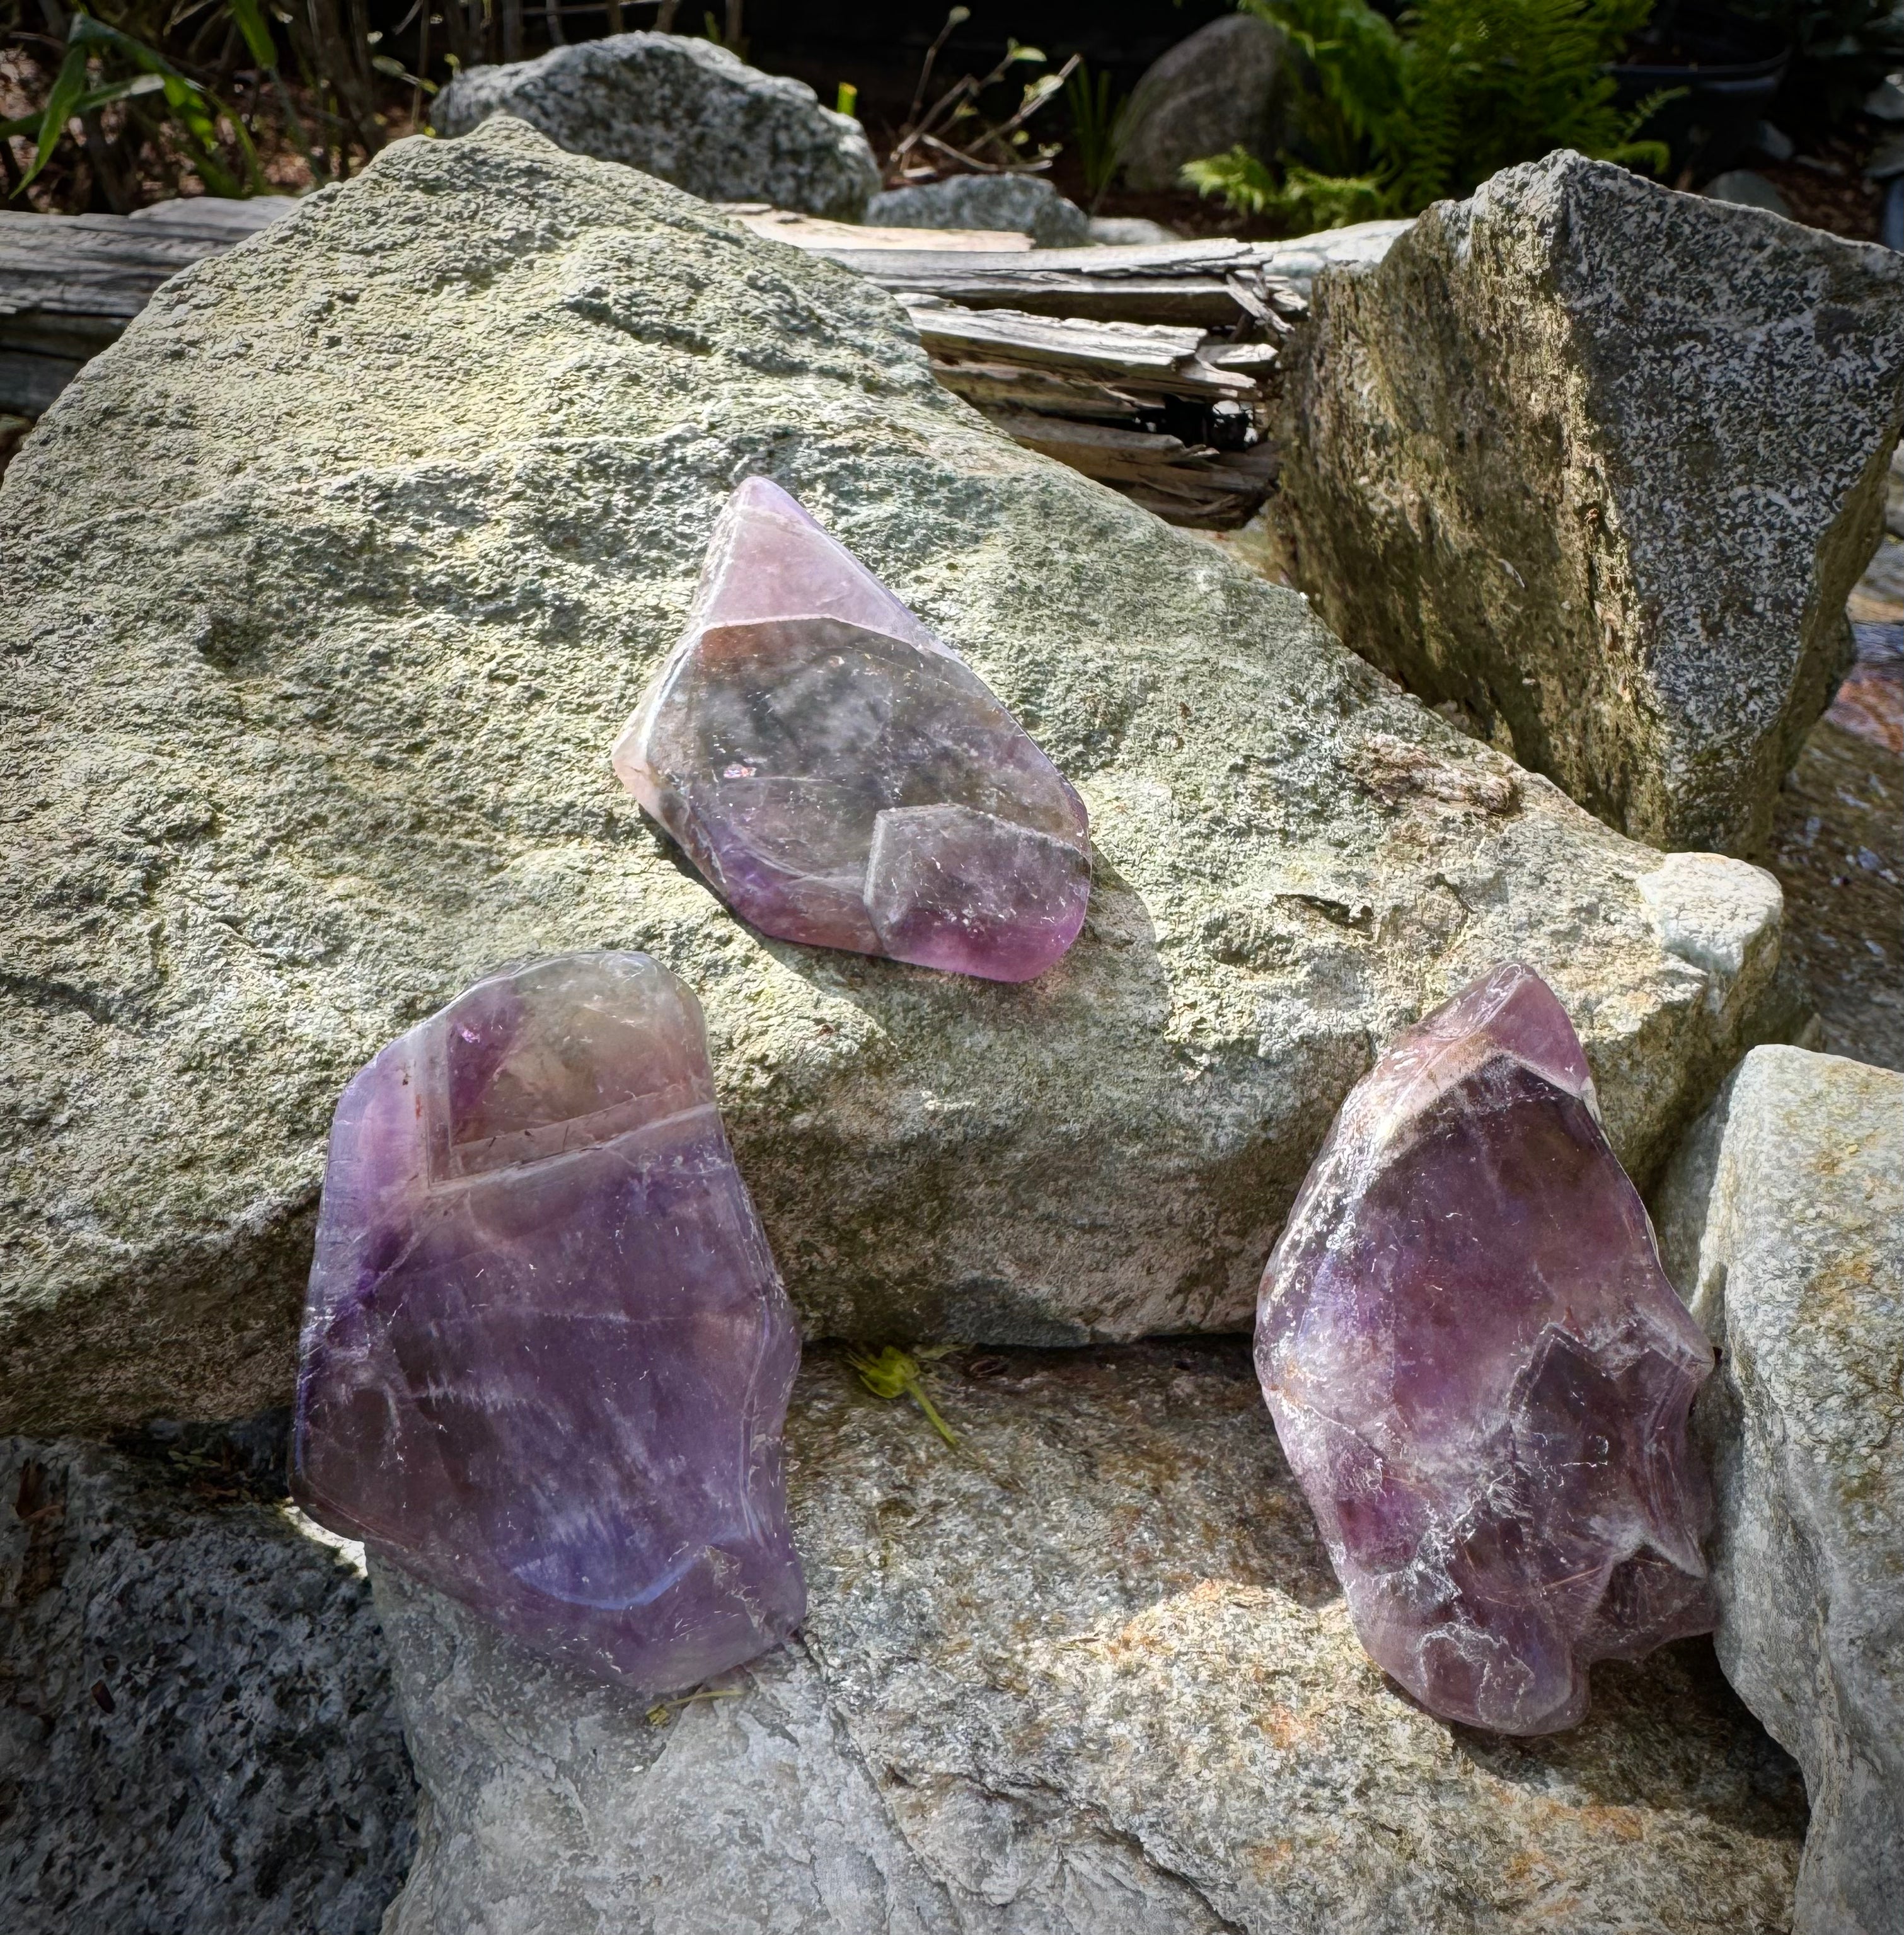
[718,204,1033,253]
[898,296,1255,396]
[984,409,1278,528]
[0,199,1345,526]
[829,253,1264,326]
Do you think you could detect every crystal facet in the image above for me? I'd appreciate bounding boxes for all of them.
[1256,962,1716,1735]
[291,950,805,1692]
[613,477,1090,982]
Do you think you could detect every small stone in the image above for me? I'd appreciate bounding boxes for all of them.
[1257,962,1717,1735]
[1119,13,1288,193]
[292,949,805,1694]
[867,174,1090,247]
[431,33,879,221]
[613,475,1091,982]
[1703,168,1793,217]
[1084,216,1180,246]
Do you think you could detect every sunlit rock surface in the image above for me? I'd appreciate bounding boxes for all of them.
[431,34,879,221]
[375,1342,1806,1934]
[1272,151,1904,855]
[1257,962,1717,1734]
[613,477,1090,983]
[0,120,1808,1432]
[1656,1046,1904,1934]
[292,950,804,1693]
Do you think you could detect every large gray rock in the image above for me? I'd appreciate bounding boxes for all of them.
[1271,151,1904,857]
[1121,13,1288,194]
[0,1426,413,1932]
[0,119,1802,1435]
[377,1341,1809,1934]
[432,35,879,221]
[867,174,1089,248]
[1656,1046,1904,1935]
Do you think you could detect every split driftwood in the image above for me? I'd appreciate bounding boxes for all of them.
[799,239,1320,528]
[900,294,1287,528]
[0,208,1375,526]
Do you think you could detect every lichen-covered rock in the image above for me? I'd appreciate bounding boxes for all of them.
[866,175,1089,248]
[432,37,879,220]
[1120,13,1288,193]
[1655,1046,1903,1935]
[376,1342,1809,1934]
[0,1426,413,1932]
[1271,151,1904,856]
[0,120,1803,1434]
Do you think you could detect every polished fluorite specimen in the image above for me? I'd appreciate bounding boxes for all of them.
[291,950,805,1692]
[1257,963,1716,1735]
[612,476,1090,982]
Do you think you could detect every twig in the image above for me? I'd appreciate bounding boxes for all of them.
[906,5,967,136]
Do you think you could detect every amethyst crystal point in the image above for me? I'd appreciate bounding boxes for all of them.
[291,950,805,1693]
[1256,962,1716,1735]
[613,475,1090,983]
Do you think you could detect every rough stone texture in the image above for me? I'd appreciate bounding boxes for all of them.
[0,1424,414,1934]
[0,121,1804,1435]
[867,175,1090,248]
[432,37,879,221]
[1271,150,1904,856]
[1767,439,1904,1072]
[1655,1047,1903,1935]
[1121,14,1288,194]
[378,1341,1809,1934]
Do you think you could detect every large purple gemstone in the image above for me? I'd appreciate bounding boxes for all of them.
[291,950,805,1692]
[1257,963,1716,1734]
[612,476,1090,983]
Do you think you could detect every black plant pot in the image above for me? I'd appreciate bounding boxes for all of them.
[1612,4,1792,179]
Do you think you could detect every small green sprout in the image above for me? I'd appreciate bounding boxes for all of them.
[846,1346,959,1446]
[645,1686,744,1727]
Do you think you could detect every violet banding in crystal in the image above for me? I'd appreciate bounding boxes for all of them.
[613,476,1091,983]
[292,950,805,1694]
[1255,962,1716,1735]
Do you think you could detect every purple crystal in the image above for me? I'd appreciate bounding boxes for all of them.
[1256,963,1716,1735]
[612,476,1090,983]
[291,950,805,1692]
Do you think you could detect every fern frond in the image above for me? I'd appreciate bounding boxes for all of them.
[1182,145,1284,214]
[1217,0,1668,223]
[1182,146,1395,226]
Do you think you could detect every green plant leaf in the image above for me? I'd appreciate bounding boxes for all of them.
[228,0,281,72]
[0,71,161,143]
[1206,0,1673,227]
[846,1347,960,1446]
[16,42,91,193]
